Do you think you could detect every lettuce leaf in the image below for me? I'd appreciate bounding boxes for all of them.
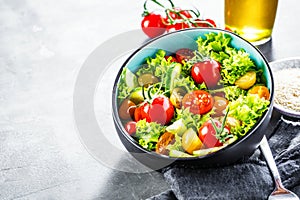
[229,94,270,136]
[224,86,247,101]
[135,119,166,151]
[117,68,136,101]
[166,133,184,152]
[196,32,256,85]
[175,107,210,131]
[136,49,174,79]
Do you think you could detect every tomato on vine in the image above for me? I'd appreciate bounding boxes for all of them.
[167,7,192,20]
[192,18,217,28]
[165,7,193,31]
[140,0,225,38]
[141,12,167,38]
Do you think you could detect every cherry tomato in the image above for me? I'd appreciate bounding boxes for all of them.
[192,19,217,28]
[134,105,149,122]
[156,132,175,155]
[234,71,256,89]
[165,55,178,63]
[248,85,270,100]
[124,121,137,135]
[182,128,203,154]
[118,99,136,120]
[167,8,192,20]
[134,106,142,122]
[191,60,221,88]
[164,8,193,32]
[175,48,195,64]
[182,90,214,115]
[166,22,189,32]
[141,13,166,38]
[205,19,217,27]
[198,120,230,148]
[225,26,233,32]
[212,96,229,117]
[137,95,174,125]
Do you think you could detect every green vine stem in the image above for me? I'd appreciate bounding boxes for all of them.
[143,0,174,16]
[143,0,214,30]
[210,106,232,143]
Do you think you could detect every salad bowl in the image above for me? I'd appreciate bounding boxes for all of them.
[112,28,274,169]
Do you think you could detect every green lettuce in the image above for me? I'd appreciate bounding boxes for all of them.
[166,133,184,152]
[136,49,174,79]
[117,68,137,101]
[172,76,200,93]
[196,32,256,85]
[135,119,166,151]
[175,108,210,131]
[229,94,270,136]
[224,86,247,101]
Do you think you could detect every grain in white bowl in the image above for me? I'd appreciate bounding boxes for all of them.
[273,68,300,112]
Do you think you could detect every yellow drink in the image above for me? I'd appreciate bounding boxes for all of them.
[225,0,278,45]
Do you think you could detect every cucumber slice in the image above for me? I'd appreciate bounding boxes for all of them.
[169,150,193,158]
[166,118,187,136]
[165,63,182,92]
[193,146,223,157]
[125,68,138,90]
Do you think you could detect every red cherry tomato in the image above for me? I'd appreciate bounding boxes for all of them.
[182,90,214,115]
[141,13,166,38]
[225,26,233,32]
[134,106,143,122]
[164,55,178,63]
[175,48,195,64]
[134,103,151,122]
[136,96,174,125]
[192,19,217,28]
[166,22,189,32]
[167,8,192,20]
[191,60,221,88]
[198,120,230,148]
[125,121,137,135]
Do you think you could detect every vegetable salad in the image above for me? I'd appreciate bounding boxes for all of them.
[117,32,270,158]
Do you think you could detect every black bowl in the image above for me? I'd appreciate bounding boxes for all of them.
[112,28,274,170]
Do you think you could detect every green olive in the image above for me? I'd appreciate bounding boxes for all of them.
[138,73,159,87]
[129,87,144,104]
[170,87,187,109]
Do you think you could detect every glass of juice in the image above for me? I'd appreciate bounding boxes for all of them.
[225,0,278,45]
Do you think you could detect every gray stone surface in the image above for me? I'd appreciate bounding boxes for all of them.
[0,0,300,199]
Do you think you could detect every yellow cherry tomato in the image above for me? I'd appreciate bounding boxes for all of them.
[248,85,270,100]
[235,71,256,89]
[182,128,203,154]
